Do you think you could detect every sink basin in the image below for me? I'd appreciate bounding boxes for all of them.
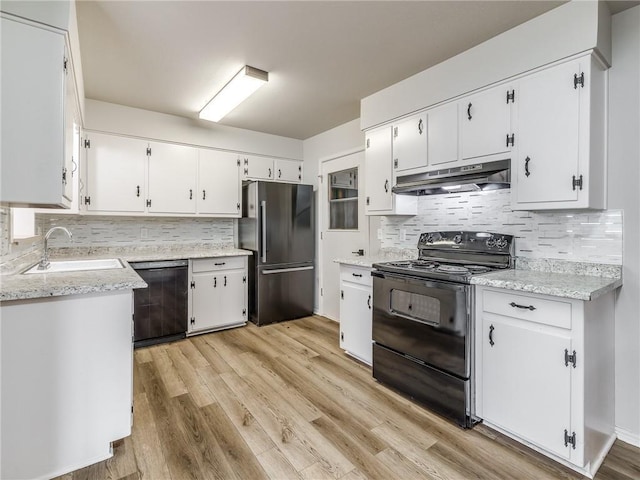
[23,258,124,274]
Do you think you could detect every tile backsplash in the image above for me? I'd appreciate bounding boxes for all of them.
[36,214,235,248]
[380,189,623,265]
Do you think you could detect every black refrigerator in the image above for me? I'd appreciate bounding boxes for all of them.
[239,181,315,326]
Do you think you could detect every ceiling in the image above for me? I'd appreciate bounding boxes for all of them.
[76,1,635,140]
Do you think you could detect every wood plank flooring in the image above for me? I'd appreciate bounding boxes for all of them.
[57,316,639,480]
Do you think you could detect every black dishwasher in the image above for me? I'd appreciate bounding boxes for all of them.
[130,260,188,348]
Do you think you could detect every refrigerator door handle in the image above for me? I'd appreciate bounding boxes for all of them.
[262,266,315,275]
[261,200,267,263]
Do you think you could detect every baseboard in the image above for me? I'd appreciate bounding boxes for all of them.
[616,426,640,447]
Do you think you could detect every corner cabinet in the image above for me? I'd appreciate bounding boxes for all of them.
[512,54,606,210]
[475,286,615,478]
[187,256,248,335]
[1,14,79,208]
[339,264,373,365]
[364,126,417,216]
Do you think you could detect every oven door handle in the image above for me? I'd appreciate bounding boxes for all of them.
[389,309,441,328]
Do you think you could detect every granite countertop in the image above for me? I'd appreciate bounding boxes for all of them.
[334,248,418,268]
[0,244,254,302]
[471,269,622,301]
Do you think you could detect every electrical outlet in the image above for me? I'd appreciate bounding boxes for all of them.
[377,228,383,240]
[140,227,148,239]
[400,229,407,241]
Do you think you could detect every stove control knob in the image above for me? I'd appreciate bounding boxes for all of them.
[453,234,462,244]
[496,237,508,249]
[486,238,496,248]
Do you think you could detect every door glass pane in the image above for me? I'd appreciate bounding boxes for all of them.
[329,167,358,230]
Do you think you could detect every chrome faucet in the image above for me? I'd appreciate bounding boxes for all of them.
[38,227,73,270]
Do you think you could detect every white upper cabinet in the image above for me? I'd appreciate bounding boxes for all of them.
[427,102,459,167]
[365,127,393,213]
[276,159,303,183]
[198,150,241,217]
[84,132,147,213]
[1,16,72,208]
[513,54,606,210]
[147,143,198,214]
[392,113,428,174]
[460,84,514,162]
[241,156,274,181]
[365,126,416,216]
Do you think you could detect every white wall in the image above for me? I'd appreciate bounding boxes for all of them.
[361,1,611,130]
[85,99,303,160]
[608,5,640,446]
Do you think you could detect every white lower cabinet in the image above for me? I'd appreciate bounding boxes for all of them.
[475,286,615,478]
[339,264,373,365]
[188,256,248,334]
[1,291,133,480]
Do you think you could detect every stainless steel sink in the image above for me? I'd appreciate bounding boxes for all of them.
[23,258,124,274]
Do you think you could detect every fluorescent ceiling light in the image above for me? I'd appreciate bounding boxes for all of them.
[199,66,268,122]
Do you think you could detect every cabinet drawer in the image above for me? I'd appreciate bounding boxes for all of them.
[340,265,372,286]
[191,256,246,273]
[483,290,571,329]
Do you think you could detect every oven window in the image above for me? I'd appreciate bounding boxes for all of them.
[390,289,441,325]
[328,167,358,230]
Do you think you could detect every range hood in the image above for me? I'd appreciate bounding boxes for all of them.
[393,159,510,196]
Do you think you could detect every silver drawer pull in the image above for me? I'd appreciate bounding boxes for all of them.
[509,301,536,311]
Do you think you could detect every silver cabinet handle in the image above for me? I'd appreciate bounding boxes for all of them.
[261,200,267,263]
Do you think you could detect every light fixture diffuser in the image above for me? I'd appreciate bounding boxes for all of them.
[199,65,268,122]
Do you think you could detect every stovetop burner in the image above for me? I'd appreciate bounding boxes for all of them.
[373,231,514,283]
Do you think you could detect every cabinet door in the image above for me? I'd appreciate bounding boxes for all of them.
[392,113,427,173]
[364,126,393,212]
[62,44,75,203]
[276,159,303,183]
[148,143,198,214]
[85,132,147,213]
[340,282,372,365]
[461,86,512,160]
[191,270,246,332]
[242,156,274,180]
[482,316,572,460]
[198,150,241,216]
[428,103,459,167]
[1,17,67,207]
[515,59,582,205]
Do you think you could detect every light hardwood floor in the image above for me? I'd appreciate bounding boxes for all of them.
[57,316,639,480]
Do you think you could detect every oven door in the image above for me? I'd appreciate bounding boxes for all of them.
[372,270,469,379]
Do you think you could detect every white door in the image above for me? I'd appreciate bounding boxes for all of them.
[392,113,428,173]
[198,150,241,216]
[320,151,369,321]
[85,132,147,213]
[340,282,372,364]
[482,316,572,460]
[428,102,459,167]
[243,156,274,180]
[515,59,581,205]
[460,85,512,160]
[148,142,198,214]
[276,159,302,183]
[364,126,393,212]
